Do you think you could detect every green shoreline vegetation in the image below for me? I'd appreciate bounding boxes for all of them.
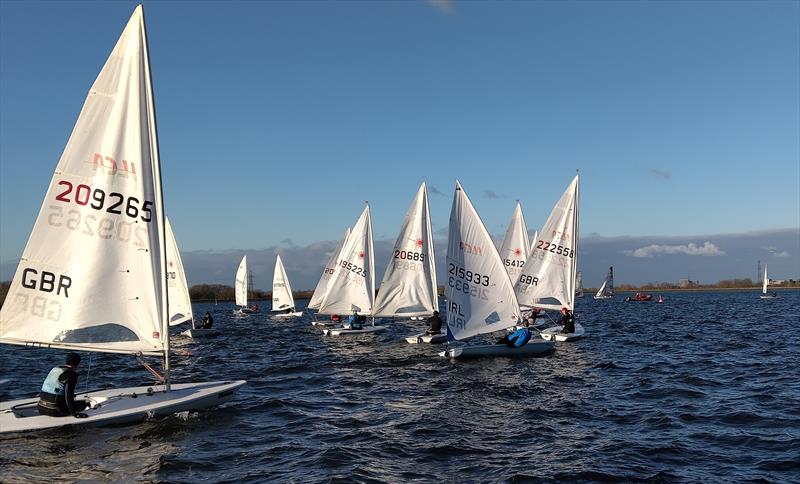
[0,279,797,308]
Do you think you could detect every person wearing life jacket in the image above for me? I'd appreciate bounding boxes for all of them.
[560,307,575,334]
[496,319,532,347]
[344,310,364,330]
[330,314,341,323]
[426,310,443,335]
[37,353,89,418]
[201,312,214,329]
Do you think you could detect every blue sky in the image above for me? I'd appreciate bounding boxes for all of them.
[1,0,798,284]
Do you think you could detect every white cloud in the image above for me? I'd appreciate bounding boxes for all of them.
[427,0,455,14]
[762,246,790,257]
[623,241,725,258]
[774,250,790,258]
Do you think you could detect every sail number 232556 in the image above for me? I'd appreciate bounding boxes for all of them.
[55,180,153,223]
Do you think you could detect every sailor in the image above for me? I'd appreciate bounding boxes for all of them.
[497,319,532,347]
[560,307,575,334]
[426,310,443,335]
[37,353,89,418]
[283,307,295,314]
[344,310,364,330]
[201,312,214,329]
[330,314,341,323]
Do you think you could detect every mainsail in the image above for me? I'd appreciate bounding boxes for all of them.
[166,217,193,326]
[318,205,375,316]
[0,7,167,356]
[515,175,580,311]
[235,256,248,308]
[373,183,438,317]
[308,228,350,310]
[595,266,614,298]
[762,265,769,294]
[499,202,531,283]
[272,254,295,311]
[445,181,520,341]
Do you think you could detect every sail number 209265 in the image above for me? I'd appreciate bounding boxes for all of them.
[55,180,153,222]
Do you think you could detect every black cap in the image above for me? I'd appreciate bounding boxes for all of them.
[65,352,81,366]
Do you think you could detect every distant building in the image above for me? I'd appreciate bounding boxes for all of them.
[678,278,698,288]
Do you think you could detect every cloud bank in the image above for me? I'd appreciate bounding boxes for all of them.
[623,241,725,258]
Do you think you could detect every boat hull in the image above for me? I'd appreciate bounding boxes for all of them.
[405,332,447,344]
[540,323,585,342]
[323,326,387,336]
[311,320,338,327]
[440,341,555,359]
[0,380,246,434]
[272,311,303,318]
[593,295,613,300]
[180,328,221,338]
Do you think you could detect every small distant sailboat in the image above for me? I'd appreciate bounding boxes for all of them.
[594,266,615,300]
[0,6,243,434]
[320,204,382,336]
[516,174,585,342]
[271,254,302,318]
[575,271,585,298]
[233,255,254,316]
[760,265,778,299]
[439,182,554,359]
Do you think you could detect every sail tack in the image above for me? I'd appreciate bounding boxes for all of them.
[445,181,520,341]
[0,7,167,355]
[374,183,438,317]
[235,256,248,308]
[272,255,295,311]
[318,205,375,316]
[515,175,580,311]
[166,218,193,326]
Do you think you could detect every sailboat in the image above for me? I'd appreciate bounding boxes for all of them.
[0,6,244,434]
[759,265,778,299]
[575,271,584,298]
[594,266,615,299]
[233,255,253,316]
[319,204,381,336]
[365,184,439,343]
[499,202,531,284]
[516,174,585,342]
[309,228,350,326]
[271,254,302,318]
[439,182,555,359]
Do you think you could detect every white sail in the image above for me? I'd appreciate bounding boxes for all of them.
[0,7,167,355]
[575,271,584,297]
[308,228,350,310]
[445,181,521,341]
[166,218,193,326]
[763,265,769,294]
[515,175,579,311]
[595,266,614,298]
[318,205,375,316]
[374,183,438,317]
[499,202,531,283]
[235,256,248,308]
[271,254,295,311]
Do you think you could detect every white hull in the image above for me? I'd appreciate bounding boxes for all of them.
[272,311,303,319]
[759,295,778,299]
[440,341,555,359]
[405,332,447,344]
[323,326,387,336]
[593,295,613,300]
[311,320,338,327]
[180,328,221,338]
[540,323,585,342]
[233,310,248,318]
[0,380,245,434]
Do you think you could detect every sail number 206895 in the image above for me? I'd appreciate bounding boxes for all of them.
[55,180,153,222]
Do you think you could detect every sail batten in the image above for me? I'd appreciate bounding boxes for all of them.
[0,7,167,354]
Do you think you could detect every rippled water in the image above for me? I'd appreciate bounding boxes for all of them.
[1,290,799,482]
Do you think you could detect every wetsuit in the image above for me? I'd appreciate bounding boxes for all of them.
[561,311,575,334]
[202,314,214,329]
[426,314,443,335]
[37,366,89,417]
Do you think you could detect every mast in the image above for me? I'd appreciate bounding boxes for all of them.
[570,171,579,310]
[140,4,170,391]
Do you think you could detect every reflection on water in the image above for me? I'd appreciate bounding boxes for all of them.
[1,291,799,481]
